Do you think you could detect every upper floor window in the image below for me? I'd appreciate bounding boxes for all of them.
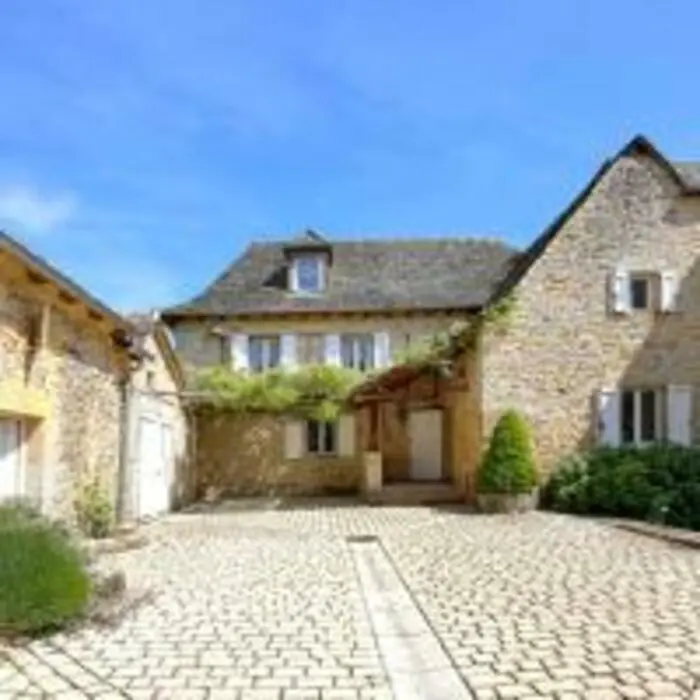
[171,326,195,350]
[612,268,679,314]
[341,334,374,371]
[293,256,324,293]
[248,335,280,373]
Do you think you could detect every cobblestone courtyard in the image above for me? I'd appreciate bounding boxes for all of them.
[3,505,700,699]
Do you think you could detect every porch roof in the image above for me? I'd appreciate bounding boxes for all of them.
[348,363,428,405]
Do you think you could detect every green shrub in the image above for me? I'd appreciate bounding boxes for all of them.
[477,410,538,494]
[543,443,700,530]
[74,479,113,539]
[540,453,589,513]
[0,505,90,635]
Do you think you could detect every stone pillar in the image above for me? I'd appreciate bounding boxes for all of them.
[363,451,383,503]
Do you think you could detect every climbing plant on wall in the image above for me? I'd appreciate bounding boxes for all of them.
[193,364,366,421]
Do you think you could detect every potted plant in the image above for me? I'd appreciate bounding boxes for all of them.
[476,409,538,513]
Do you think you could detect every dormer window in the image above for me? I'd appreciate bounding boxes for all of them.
[283,229,332,294]
[293,256,324,293]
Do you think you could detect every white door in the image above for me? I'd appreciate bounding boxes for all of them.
[409,410,443,481]
[0,419,22,500]
[138,418,168,518]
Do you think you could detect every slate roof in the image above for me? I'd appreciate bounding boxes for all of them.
[162,234,519,318]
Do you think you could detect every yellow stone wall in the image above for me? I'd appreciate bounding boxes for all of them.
[0,262,128,520]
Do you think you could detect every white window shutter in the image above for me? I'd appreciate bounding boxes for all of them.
[324,334,341,366]
[612,268,631,314]
[284,420,304,459]
[660,270,680,312]
[280,334,297,369]
[597,389,620,446]
[231,334,249,372]
[667,385,692,445]
[288,262,299,292]
[338,414,356,457]
[373,332,391,368]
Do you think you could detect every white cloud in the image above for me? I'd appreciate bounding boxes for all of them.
[0,185,76,234]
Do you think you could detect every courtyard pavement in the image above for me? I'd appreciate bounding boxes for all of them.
[3,504,700,699]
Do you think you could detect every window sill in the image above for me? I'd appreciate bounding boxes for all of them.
[621,440,664,448]
[287,290,325,298]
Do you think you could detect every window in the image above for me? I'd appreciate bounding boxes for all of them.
[294,256,324,293]
[306,420,336,455]
[172,327,194,350]
[341,334,375,371]
[630,276,650,310]
[248,335,281,373]
[612,269,670,314]
[621,388,662,444]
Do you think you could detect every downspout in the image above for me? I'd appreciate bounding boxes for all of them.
[114,330,144,525]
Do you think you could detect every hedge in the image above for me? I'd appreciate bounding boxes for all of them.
[541,444,700,530]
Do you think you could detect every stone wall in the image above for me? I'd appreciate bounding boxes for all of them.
[170,312,463,371]
[0,272,127,521]
[50,317,123,517]
[194,411,361,498]
[481,151,700,476]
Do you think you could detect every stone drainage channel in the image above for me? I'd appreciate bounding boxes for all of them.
[348,535,472,700]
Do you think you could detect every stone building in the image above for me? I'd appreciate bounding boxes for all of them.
[163,134,700,505]
[0,232,188,522]
[355,135,700,503]
[161,231,515,500]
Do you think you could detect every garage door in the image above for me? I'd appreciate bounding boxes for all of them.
[138,418,169,519]
[0,419,22,500]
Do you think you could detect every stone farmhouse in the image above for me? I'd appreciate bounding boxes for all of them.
[3,132,700,514]
[164,135,700,504]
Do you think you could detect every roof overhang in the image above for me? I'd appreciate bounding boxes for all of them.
[0,230,136,344]
[161,304,482,322]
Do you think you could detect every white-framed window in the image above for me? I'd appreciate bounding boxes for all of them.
[248,335,281,373]
[341,334,375,371]
[612,268,680,314]
[620,388,663,445]
[306,420,337,455]
[171,326,195,351]
[293,256,324,293]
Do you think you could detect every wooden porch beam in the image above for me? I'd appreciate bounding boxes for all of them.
[39,303,52,349]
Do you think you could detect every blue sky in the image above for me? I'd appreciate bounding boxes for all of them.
[1,1,699,311]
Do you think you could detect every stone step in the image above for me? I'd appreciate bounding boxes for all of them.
[372,481,463,506]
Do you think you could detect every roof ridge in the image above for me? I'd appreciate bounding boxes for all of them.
[251,235,514,247]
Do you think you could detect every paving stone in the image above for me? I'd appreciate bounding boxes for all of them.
[2,508,700,698]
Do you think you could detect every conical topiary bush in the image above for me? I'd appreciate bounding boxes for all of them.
[476,410,538,512]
